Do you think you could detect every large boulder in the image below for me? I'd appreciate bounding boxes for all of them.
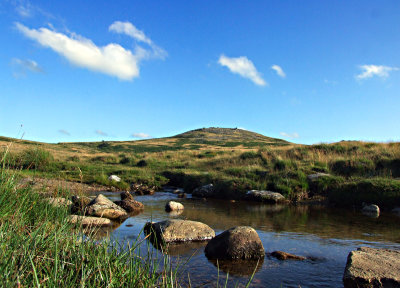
[68,215,111,227]
[192,184,214,198]
[205,226,265,260]
[165,201,184,212]
[343,247,400,288]
[86,194,127,220]
[114,191,144,213]
[144,219,215,243]
[244,190,285,204]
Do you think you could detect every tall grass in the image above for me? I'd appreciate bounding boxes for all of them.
[0,154,180,287]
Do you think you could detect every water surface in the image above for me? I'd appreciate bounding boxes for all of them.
[90,191,400,287]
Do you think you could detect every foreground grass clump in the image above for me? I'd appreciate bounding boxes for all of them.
[0,165,179,287]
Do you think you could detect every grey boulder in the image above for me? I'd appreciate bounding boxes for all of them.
[192,184,214,198]
[144,219,215,243]
[245,190,285,203]
[205,226,265,260]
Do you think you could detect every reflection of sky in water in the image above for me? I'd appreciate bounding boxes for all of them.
[89,191,400,288]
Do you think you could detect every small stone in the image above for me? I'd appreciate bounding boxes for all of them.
[165,201,184,212]
[108,175,121,182]
[362,204,380,217]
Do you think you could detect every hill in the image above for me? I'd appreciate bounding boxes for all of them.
[1,128,400,208]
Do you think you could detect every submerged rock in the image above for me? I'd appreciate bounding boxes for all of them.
[362,204,380,217]
[114,191,144,213]
[192,184,214,198]
[392,207,400,216]
[343,247,400,288]
[244,190,285,204]
[165,201,184,212]
[270,251,306,261]
[205,226,265,260]
[144,219,215,243]
[131,183,155,195]
[86,194,127,220]
[68,215,111,227]
[208,258,264,277]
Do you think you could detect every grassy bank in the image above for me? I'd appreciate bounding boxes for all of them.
[1,128,400,208]
[0,159,180,287]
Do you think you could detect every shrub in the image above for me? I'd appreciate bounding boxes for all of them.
[137,159,148,167]
[19,148,55,171]
[239,151,259,160]
[330,159,375,177]
[328,178,400,208]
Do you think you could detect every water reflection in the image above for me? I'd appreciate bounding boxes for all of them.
[208,258,264,276]
[86,191,400,287]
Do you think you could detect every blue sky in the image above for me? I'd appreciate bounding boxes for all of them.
[0,1,399,144]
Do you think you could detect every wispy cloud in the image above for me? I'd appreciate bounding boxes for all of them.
[15,2,32,18]
[16,21,165,81]
[280,132,299,139]
[356,65,399,80]
[109,21,167,60]
[95,130,108,136]
[324,79,338,85]
[218,55,267,86]
[271,65,286,78]
[58,129,70,136]
[131,133,150,139]
[11,58,43,77]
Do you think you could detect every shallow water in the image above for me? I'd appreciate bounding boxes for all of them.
[89,191,400,287]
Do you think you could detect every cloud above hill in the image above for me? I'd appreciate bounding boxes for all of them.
[16,21,165,80]
[131,132,151,139]
[218,55,267,86]
[356,65,399,80]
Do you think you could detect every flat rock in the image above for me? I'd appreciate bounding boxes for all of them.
[144,219,215,243]
[86,194,127,220]
[114,199,144,212]
[270,251,306,261]
[244,190,285,203]
[307,173,330,181]
[46,197,72,208]
[68,215,112,227]
[165,201,184,212]
[192,184,214,198]
[343,247,400,288]
[205,226,265,260]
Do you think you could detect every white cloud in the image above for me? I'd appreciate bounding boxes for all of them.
[16,22,164,80]
[109,21,167,59]
[218,55,267,86]
[356,65,399,80]
[58,129,70,136]
[95,130,108,136]
[271,65,286,78]
[131,133,150,139]
[280,132,299,139]
[11,58,43,77]
[16,3,32,17]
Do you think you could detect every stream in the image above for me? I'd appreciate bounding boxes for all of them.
[89,191,400,287]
